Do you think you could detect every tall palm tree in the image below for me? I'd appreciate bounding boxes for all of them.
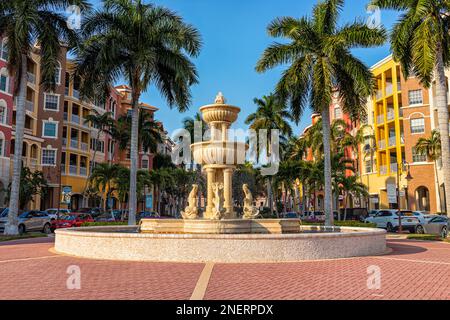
[338,175,368,220]
[245,94,293,215]
[371,0,450,215]
[416,130,442,211]
[76,0,201,225]
[0,0,90,235]
[256,0,386,225]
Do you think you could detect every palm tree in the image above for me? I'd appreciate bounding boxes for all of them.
[256,0,386,225]
[338,175,368,220]
[245,94,293,215]
[416,130,442,211]
[83,111,114,205]
[75,0,201,225]
[371,0,450,215]
[0,0,90,235]
[183,112,208,170]
[89,163,122,212]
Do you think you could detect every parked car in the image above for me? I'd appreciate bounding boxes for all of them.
[51,213,94,231]
[415,216,449,238]
[44,208,71,220]
[282,212,299,219]
[137,211,160,221]
[0,210,52,234]
[411,211,435,224]
[77,208,104,218]
[364,209,420,232]
[95,212,117,222]
[0,208,25,232]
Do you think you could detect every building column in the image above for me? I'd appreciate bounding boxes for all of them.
[223,167,234,218]
[205,167,214,218]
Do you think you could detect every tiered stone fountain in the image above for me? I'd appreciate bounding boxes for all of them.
[54,93,386,263]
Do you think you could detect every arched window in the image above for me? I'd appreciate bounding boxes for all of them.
[0,39,8,61]
[0,100,6,124]
[0,68,9,93]
[415,186,430,212]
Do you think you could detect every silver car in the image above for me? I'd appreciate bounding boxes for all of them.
[416,216,449,238]
[0,210,52,234]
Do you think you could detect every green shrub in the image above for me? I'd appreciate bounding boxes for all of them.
[407,234,443,241]
[300,220,377,228]
[81,221,128,227]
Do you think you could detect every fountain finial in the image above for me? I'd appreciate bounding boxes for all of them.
[215,92,226,104]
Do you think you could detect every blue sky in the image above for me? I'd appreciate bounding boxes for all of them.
[89,0,401,136]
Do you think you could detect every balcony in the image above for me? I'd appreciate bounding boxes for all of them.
[62,138,67,146]
[388,136,396,147]
[375,90,383,100]
[25,100,34,112]
[63,112,68,121]
[69,165,77,175]
[81,142,88,151]
[70,139,78,149]
[390,163,398,173]
[80,167,87,176]
[65,87,69,96]
[73,89,80,99]
[397,82,401,91]
[386,83,393,96]
[61,165,66,174]
[380,165,387,175]
[27,72,36,85]
[378,140,386,149]
[71,114,80,124]
[387,109,395,121]
[377,114,384,125]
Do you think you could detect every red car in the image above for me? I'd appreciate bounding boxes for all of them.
[51,213,94,231]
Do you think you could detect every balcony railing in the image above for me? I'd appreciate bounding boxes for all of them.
[81,142,88,151]
[27,72,36,85]
[81,117,89,127]
[378,140,386,149]
[377,114,384,124]
[71,114,80,124]
[388,136,396,147]
[70,139,78,149]
[379,165,387,175]
[80,167,87,176]
[69,165,77,175]
[390,163,398,173]
[25,100,34,112]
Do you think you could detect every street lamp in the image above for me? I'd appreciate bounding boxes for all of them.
[397,161,412,233]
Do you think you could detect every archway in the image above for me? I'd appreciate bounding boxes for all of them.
[415,186,430,212]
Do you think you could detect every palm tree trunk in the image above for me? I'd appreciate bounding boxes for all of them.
[344,192,348,221]
[435,47,450,216]
[128,94,140,225]
[434,159,442,212]
[4,56,27,235]
[322,108,334,226]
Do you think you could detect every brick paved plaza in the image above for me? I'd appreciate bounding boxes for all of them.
[0,237,449,300]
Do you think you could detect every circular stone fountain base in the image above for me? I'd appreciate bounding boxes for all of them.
[54,220,386,263]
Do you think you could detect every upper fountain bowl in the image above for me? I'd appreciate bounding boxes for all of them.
[199,104,240,124]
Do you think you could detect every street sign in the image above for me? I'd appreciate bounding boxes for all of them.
[387,183,397,203]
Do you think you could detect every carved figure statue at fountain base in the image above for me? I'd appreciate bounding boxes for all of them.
[242,184,260,219]
[181,184,199,220]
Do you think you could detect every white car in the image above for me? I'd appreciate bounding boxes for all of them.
[411,211,435,224]
[415,216,449,238]
[44,208,71,220]
[364,209,420,232]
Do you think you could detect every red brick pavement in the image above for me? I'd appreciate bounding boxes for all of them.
[0,237,449,300]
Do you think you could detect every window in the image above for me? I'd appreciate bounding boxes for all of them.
[42,149,57,166]
[0,39,7,61]
[410,118,425,134]
[0,138,4,157]
[42,121,58,138]
[0,69,9,93]
[55,62,61,85]
[334,105,342,119]
[412,147,427,163]
[408,90,423,105]
[110,100,116,118]
[90,138,104,153]
[44,93,59,111]
[0,101,6,124]
[365,160,373,174]
[142,158,149,169]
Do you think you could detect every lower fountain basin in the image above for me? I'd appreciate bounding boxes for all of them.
[54,220,386,263]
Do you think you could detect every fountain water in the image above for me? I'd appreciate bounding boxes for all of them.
[54,93,386,263]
